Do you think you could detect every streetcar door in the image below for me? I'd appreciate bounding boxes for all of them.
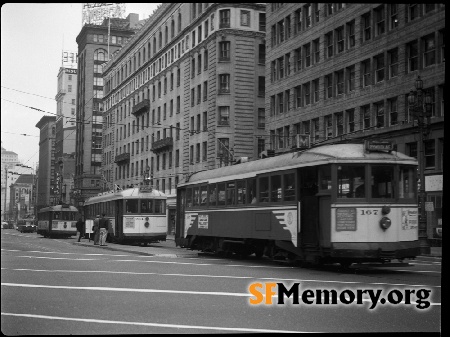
[116,200,123,239]
[299,168,320,248]
[175,188,186,243]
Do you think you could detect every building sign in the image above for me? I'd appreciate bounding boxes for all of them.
[364,139,394,152]
[65,68,77,74]
[425,175,443,192]
[82,3,126,26]
[336,208,357,231]
[62,51,78,68]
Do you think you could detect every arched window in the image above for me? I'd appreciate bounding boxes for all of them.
[178,13,182,33]
[153,37,157,53]
[159,31,162,48]
[165,26,169,45]
[171,19,175,38]
[94,49,107,61]
[148,41,151,59]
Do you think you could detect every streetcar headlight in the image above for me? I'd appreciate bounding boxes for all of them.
[381,206,391,215]
[379,217,392,230]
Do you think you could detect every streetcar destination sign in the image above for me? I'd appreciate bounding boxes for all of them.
[364,140,394,152]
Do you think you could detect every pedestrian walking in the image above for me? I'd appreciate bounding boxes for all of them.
[93,215,100,245]
[76,217,84,242]
[99,213,109,246]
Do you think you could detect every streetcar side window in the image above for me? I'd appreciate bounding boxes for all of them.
[208,184,217,206]
[237,180,246,204]
[193,186,200,206]
[125,199,138,213]
[54,211,60,219]
[271,175,282,202]
[226,181,236,206]
[200,185,208,206]
[319,165,332,191]
[259,177,269,202]
[248,178,257,204]
[217,183,226,206]
[399,166,416,199]
[186,188,193,208]
[154,199,165,214]
[370,166,394,199]
[284,173,296,201]
[337,165,366,198]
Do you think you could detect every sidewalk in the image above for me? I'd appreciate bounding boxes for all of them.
[422,246,442,258]
[72,234,198,258]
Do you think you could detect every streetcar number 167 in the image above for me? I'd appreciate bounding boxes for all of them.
[360,209,378,215]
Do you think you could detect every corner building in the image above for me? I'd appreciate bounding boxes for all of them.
[74,15,140,203]
[266,4,444,245]
[102,3,267,217]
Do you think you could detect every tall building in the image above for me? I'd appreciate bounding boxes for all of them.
[266,4,444,245]
[55,66,78,205]
[101,3,267,226]
[9,174,35,221]
[74,13,143,204]
[35,116,56,210]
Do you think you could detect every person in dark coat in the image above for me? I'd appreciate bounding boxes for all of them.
[76,217,84,242]
[93,215,100,245]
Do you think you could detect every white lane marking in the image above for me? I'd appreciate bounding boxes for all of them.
[396,270,441,274]
[1,248,131,257]
[112,259,292,269]
[1,268,441,288]
[1,283,248,297]
[0,312,305,333]
[16,256,100,261]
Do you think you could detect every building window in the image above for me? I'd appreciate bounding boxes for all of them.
[241,10,250,26]
[303,82,310,105]
[294,8,301,34]
[259,13,266,31]
[203,81,208,101]
[219,74,230,93]
[424,140,435,168]
[347,109,355,132]
[408,4,419,22]
[362,59,371,87]
[335,70,344,95]
[325,115,333,139]
[313,78,319,103]
[258,76,265,97]
[219,9,230,28]
[347,65,355,92]
[313,38,320,63]
[407,40,419,72]
[389,4,398,30]
[336,26,344,53]
[362,12,371,41]
[278,92,284,113]
[295,85,301,108]
[325,74,333,99]
[304,4,311,28]
[304,43,311,67]
[347,20,355,48]
[258,44,265,64]
[336,112,344,136]
[361,105,371,129]
[374,54,385,83]
[325,32,333,58]
[375,101,385,127]
[218,106,230,125]
[219,41,230,61]
[258,108,265,128]
[388,97,398,125]
[375,5,385,36]
[423,34,436,68]
[388,48,398,78]
[294,47,301,71]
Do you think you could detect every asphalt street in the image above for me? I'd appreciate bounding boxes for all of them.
[1,229,441,334]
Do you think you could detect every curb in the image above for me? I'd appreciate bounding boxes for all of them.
[72,241,198,258]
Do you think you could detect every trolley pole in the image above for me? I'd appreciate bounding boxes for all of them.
[408,76,432,255]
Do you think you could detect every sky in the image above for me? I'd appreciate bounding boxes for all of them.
[1,3,161,168]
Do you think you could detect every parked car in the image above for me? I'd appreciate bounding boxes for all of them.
[1,222,8,229]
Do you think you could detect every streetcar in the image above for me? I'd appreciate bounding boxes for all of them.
[84,186,168,244]
[37,204,79,237]
[175,141,420,267]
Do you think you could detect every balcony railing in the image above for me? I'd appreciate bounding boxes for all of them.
[114,152,130,163]
[132,99,150,116]
[151,137,173,153]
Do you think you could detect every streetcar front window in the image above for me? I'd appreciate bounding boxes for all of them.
[193,187,200,206]
[370,166,394,199]
[141,200,153,213]
[186,188,193,208]
[154,199,166,214]
[337,165,365,198]
[399,166,417,199]
[125,199,138,213]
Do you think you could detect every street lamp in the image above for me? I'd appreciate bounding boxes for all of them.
[408,75,432,255]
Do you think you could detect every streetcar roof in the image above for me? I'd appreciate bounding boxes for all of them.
[179,143,418,186]
[38,205,79,212]
[84,187,167,205]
